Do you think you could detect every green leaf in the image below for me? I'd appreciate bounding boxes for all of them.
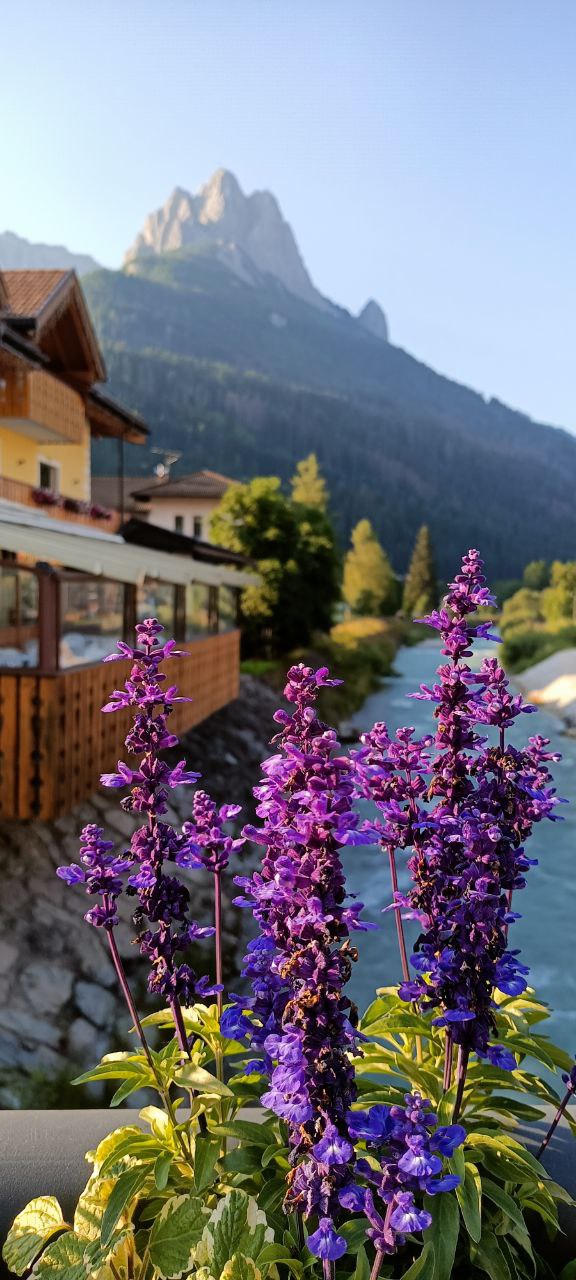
[221,1147,263,1175]
[471,1229,512,1280]
[339,1219,368,1253]
[211,1119,276,1147]
[149,1194,206,1279]
[2,1197,68,1276]
[110,1075,150,1107]
[155,1152,173,1191]
[174,1062,233,1097]
[83,1226,133,1275]
[398,1244,435,1279]
[559,1263,576,1280]
[211,1191,250,1277]
[424,1191,459,1280]
[353,1245,371,1280]
[98,1133,162,1177]
[100,1165,149,1248]
[72,1055,151,1086]
[456,1163,482,1243]
[465,1135,542,1184]
[33,1232,88,1280]
[221,1255,261,1280]
[481,1179,528,1233]
[254,1179,285,1216]
[193,1135,220,1193]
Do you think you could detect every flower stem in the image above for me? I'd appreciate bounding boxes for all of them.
[387,846,423,1062]
[388,848,410,983]
[537,1083,574,1160]
[322,1262,334,1280]
[443,1033,454,1092]
[214,869,224,1083]
[369,1250,385,1280]
[106,928,193,1161]
[452,1043,470,1121]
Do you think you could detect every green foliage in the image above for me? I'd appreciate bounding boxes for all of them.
[210,475,340,653]
[343,520,398,616]
[1,1197,68,1276]
[4,985,576,1280]
[523,559,550,591]
[290,453,327,510]
[500,558,576,670]
[354,988,576,1278]
[402,525,438,618]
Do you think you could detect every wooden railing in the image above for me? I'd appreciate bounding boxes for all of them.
[0,474,122,531]
[0,630,240,820]
[0,369,87,444]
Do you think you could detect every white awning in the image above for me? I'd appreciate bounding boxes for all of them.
[0,502,257,589]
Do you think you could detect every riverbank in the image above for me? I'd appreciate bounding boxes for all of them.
[512,648,576,734]
[242,616,421,727]
[0,675,279,1107]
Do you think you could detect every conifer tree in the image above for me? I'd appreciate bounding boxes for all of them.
[290,453,327,511]
[403,524,438,617]
[342,519,397,616]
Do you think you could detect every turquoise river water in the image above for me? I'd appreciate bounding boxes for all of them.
[343,639,576,1051]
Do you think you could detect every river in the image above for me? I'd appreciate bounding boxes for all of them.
[344,639,576,1052]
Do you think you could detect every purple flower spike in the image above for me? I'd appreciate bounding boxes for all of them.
[57,824,131,930]
[353,549,564,1074]
[225,662,366,1243]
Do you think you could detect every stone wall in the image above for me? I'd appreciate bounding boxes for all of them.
[0,676,278,1104]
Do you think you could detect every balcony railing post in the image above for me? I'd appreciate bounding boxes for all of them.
[37,564,60,672]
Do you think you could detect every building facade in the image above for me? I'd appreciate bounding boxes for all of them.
[0,270,255,819]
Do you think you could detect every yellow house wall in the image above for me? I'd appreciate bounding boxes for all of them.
[0,422,91,500]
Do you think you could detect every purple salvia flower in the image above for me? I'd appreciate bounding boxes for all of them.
[225,663,368,1256]
[353,550,564,1104]
[343,1093,464,1256]
[57,823,132,930]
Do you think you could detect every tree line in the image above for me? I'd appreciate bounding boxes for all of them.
[211,453,438,655]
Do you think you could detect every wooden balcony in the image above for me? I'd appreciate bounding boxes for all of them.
[0,368,86,444]
[0,630,240,820]
[0,474,122,532]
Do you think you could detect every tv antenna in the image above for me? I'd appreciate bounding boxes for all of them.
[151,449,182,479]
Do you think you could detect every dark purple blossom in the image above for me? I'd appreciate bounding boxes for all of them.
[353,549,564,1094]
[57,823,132,930]
[60,619,218,1018]
[225,663,367,1256]
[341,1093,463,1256]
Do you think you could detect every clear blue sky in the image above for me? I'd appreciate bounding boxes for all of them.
[3,1,576,429]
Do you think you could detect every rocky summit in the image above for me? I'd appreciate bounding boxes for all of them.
[125,168,340,316]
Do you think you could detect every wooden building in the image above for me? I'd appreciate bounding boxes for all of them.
[0,270,256,820]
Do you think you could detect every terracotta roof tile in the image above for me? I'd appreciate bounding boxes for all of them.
[2,270,69,318]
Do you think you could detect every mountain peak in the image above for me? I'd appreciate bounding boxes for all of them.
[357,298,389,342]
[124,169,331,311]
[0,230,100,277]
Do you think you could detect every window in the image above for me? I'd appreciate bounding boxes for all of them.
[60,579,124,668]
[174,514,184,533]
[193,516,203,539]
[185,583,211,638]
[0,566,39,668]
[137,582,176,633]
[39,460,59,492]
[219,586,239,631]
